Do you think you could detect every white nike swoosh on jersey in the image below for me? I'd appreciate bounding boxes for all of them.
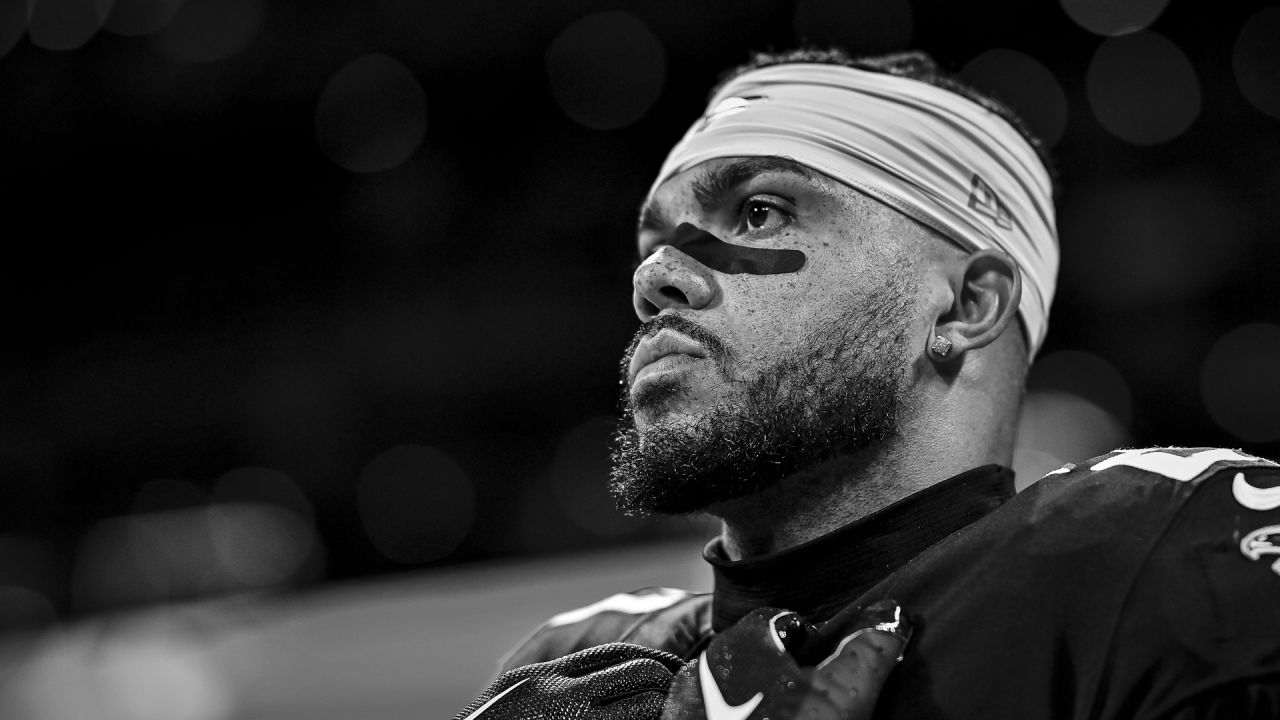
[461,678,529,720]
[698,651,762,720]
[1233,472,1280,511]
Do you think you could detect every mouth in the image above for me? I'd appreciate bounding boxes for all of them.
[628,329,709,385]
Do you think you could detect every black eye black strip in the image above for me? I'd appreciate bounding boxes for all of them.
[672,222,807,275]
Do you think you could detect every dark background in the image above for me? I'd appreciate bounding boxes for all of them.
[1,0,1279,631]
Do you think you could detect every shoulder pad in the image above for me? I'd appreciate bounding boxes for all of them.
[498,587,711,672]
[1040,447,1277,486]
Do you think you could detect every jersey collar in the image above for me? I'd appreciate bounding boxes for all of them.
[703,464,1015,631]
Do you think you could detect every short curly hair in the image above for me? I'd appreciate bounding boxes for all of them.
[713,48,1059,199]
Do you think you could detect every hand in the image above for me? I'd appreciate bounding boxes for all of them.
[662,599,912,720]
[454,642,686,720]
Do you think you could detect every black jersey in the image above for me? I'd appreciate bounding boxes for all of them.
[502,447,1280,719]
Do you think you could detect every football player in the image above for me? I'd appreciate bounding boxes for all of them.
[457,48,1280,719]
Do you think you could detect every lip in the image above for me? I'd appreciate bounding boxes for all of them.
[628,329,709,384]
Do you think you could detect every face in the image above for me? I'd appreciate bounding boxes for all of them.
[610,156,936,516]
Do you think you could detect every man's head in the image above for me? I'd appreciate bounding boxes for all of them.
[611,49,1058,517]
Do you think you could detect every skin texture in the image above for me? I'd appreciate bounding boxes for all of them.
[619,156,1027,559]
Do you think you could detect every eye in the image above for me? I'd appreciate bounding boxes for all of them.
[740,198,790,233]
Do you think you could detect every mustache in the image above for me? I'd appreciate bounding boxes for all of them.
[620,314,731,380]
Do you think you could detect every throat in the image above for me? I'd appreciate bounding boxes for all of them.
[711,452,909,560]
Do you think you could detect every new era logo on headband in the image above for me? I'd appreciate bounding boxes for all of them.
[697,95,769,132]
[967,173,1014,230]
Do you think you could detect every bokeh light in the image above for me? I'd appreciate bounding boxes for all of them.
[315,53,427,174]
[0,585,58,628]
[1087,31,1200,145]
[133,477,207,513]
[210,469,320,587]
[545,11,666,130]
[73,472,317,612]
[1016,349,1133,490]
[960,48,1068,147]
[0,632,234,720]
[1028,349,1133,426]
[155,0,263,63]
[27,0,113,51]
[1059,174,1249,307]
[1201,323,1280,443]
[212,466,315,521]
[550,416,646,537]
[103,0,187,37]
[357,444,475,565]
[0,0,26,58]
[1233,6,1280,120]
[0,533,63,629]
[1060,0,1169,36]
[73,513,208,610]
[1015,391,1129,491]
[792,0,913,54]
[207,503,316,587]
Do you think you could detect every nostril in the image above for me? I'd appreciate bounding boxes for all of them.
[638,296,660,318]
[659,286,688,305]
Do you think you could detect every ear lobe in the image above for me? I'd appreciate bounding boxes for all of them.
[932,249,1021,360]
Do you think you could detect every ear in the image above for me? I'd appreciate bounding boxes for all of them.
[931,249,1021,361]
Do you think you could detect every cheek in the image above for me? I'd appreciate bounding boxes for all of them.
[716,276,841,357]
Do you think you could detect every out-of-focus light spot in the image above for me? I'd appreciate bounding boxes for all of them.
[550,417,646,537]
[0,0,26,58]
[210,467,319,586]
[1234,6,1280,120]
[0,585,57,628]
[1027,349,1133,426]
[1,632,233,720]
[1087,31,1199,145]
[0,534,63,628]
[1060,175,1248,306]
[74,494,313,610]
[1015,391,1129,491]
[212,466,314,521]
[207,503,315,587]
[1201,323,1280,443]
[117,511,218,600]
[1012,447,1069,492]
[1060,0,1168,36]
[103,0,186,37]
[27,0,113,51]
[132,477,206,513]
[315,53,427,174]
[357,445,475,564]
[793,0,912,54]
[155,0,262,63]
[545,11,666,130]
[74,517,171,609]
[960,49,1068,147]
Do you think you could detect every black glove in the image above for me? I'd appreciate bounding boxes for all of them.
[454,642,687,720]
[662,599,912,720]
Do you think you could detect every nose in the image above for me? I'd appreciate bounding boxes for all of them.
[632,246,720,321]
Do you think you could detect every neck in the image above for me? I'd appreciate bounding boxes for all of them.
[707,448,892,559]
[709,388,1014,560]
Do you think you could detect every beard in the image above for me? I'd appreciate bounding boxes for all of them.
[609,279,915,516]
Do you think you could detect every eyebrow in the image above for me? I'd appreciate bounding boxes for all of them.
[636,156,817,233]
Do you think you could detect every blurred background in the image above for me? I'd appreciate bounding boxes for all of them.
[0,0,1277,716]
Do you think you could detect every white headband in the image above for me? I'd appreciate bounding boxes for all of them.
[649,63,1059,358]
